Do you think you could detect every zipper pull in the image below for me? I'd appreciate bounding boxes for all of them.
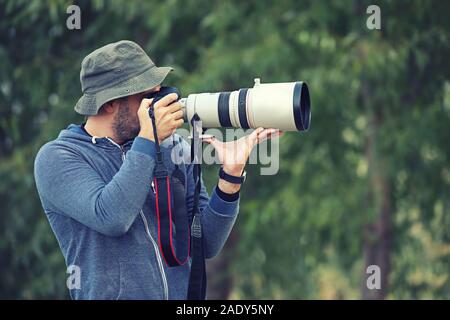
[151,180,156,194]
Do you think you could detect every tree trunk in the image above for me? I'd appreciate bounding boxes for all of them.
[362,101,393,300]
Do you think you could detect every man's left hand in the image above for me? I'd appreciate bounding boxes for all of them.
[202,127,283,193]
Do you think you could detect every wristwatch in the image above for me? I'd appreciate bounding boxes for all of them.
[219,167,247,184]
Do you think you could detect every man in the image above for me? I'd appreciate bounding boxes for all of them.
[34,40,280,299]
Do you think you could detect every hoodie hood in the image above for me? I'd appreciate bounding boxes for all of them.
[58,124,134,150]
[60,123,177,151]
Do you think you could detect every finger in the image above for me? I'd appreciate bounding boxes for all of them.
[263,128,277,137]
[263,132,283,142]
[256,128,278,143]
[252,128,272,140]
[139,98,154,110]
[171,109,184,120]
[201,136,221,148]
[173,118,184,128]
[268,129,283,139]
[274,130,284,138]
[158,101,182,117]
[247,127,265,142]
[171,119,184,134]
[153,92,179,109]
[266,128,279,139]
[201,135,215,143]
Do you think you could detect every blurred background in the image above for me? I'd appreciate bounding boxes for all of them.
[0,0,449,299]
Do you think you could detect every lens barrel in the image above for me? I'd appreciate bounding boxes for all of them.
[181,80,311,132]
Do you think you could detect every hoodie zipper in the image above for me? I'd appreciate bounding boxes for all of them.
[106,138,169,300]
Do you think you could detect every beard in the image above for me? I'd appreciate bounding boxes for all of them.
[112,100,140,144]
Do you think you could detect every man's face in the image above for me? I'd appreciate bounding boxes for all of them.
[112,85,161,143]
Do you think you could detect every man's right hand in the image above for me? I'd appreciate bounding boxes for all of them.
[137,93,184,143]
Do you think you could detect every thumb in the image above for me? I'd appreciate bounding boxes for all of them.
[140,98,154,109]
[202,135,220,148]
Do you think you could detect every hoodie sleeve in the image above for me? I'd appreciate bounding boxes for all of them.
[34,137,156,237]
[183,140,240,259]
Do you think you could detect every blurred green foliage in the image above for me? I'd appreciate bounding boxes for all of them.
[0,0,449,299]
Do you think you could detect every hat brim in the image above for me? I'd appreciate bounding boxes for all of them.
[75,66,173,116]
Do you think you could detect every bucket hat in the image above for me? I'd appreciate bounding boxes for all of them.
[75,40,173,115]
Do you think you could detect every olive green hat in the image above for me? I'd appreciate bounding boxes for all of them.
[75,40,173,115]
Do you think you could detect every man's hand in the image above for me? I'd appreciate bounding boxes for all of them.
[202,127,284,194]
[137,93,184,143]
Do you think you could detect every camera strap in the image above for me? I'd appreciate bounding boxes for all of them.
[187,113,207,300]
[148,105,206,300]
[149,107,190,267]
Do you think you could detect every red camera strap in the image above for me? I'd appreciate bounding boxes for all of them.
[153,173,190,267]
[148,103,190,267]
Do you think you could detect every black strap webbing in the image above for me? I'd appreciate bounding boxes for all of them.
[187,113,207,300]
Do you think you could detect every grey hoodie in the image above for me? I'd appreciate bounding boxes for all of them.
[34,124,239,299]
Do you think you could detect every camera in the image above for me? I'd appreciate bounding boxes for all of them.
[147,78,311,132]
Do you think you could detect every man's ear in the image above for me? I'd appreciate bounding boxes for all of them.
[102,101,117,114]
